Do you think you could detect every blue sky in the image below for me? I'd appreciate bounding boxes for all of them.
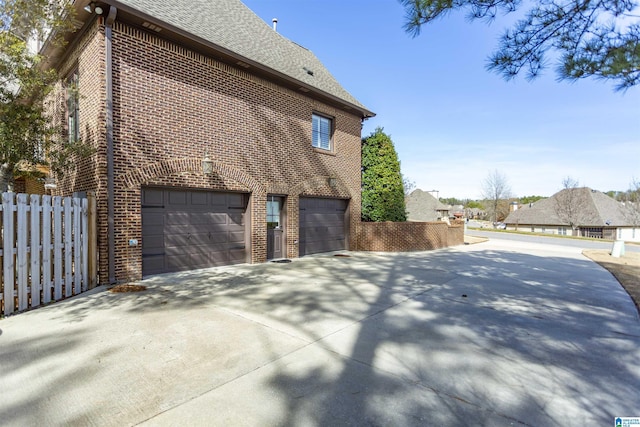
[243,0,640,200]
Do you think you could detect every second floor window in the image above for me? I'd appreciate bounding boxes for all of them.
[67,70,79,144]
[312,113,332,151]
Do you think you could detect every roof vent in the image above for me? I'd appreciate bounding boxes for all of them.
[142,22,162,32]
[272,18,278,32]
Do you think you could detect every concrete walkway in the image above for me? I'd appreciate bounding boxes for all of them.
[1,238,638,426]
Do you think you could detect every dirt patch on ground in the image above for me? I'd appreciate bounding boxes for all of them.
[583,249,640,314]
[108,284,147,293]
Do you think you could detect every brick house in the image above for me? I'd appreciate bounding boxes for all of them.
[45,0,374,284]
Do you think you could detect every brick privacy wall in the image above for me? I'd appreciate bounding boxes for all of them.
[355,222,464,252]
[100,22,363,282]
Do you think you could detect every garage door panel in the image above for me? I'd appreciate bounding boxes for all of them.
[228,248,246,262]
[190,191,208,205]
[142,189,164,206]
[142,235,164,254]
[189,212,228,225]
[168,191,187,206]
[165,211,191,225]
[142,255,165,275]
[226,193,246,208]
[142,212,164,227]
[142,188,248,275]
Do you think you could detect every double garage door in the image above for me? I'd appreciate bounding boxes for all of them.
[299,197,348,256]
[142,188,248,276]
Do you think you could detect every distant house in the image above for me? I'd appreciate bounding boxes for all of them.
[406,189,450,222]
[504,187,639,242]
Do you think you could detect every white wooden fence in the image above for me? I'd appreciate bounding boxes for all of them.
[1,192,98,316]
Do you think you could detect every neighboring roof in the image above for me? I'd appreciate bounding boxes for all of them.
[505,187,633,227]
[106,0,373,117]
[406,189,449,222]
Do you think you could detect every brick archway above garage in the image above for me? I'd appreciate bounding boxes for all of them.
[121,158,264,193]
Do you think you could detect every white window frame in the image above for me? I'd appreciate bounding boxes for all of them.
[312,113,333,151]
[66,69,80,144]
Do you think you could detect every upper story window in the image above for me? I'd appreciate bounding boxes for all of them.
[312,113,332,151]
[66,70,79,144]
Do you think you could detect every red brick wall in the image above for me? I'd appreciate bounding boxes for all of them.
[55,21,364,283]
[355,222,464,252]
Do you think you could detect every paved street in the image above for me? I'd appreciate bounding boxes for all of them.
[468,228,640,253]
[1,238,638,426]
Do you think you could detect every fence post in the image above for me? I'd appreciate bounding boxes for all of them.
[87,191,98,289]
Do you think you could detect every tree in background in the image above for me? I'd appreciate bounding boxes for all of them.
[401,0,640,90]
[440,197,464,206]
[362,128,407,222]
[0,0,84,192]
[402,173,416,196]
[481,169,512,223]
[554,176,584,232]
[520,195,545,205]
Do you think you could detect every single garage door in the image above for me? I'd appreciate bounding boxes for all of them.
[299,197,348,256]
[142,188,248,276]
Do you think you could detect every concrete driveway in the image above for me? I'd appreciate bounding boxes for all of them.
[1,238,639,426]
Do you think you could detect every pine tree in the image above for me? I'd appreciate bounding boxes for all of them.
[402,0,640,90]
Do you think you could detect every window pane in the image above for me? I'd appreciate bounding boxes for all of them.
[312,114,331,150]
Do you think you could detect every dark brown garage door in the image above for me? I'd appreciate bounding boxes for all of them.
[299,197,348,256]
[142,188,248,276]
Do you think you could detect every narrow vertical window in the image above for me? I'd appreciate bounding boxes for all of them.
[67,70,79,144]
[312,113,332,151]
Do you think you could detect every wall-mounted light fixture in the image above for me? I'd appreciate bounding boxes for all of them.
[44,176,57,190]
[202,152,213,175]
[328,177,337,188]
[84,2,104,14]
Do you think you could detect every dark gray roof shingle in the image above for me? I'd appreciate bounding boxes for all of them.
[406,189,450,222]
[505,187,633,227]
[111,0,372,116]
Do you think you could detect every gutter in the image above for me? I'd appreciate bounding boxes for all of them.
[105,6,117,284]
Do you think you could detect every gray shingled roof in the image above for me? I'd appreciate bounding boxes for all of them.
[505,187,633,227]
[406,189,450,222]
[110,0,372,116]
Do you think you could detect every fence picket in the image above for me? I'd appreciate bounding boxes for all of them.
[2,192,15,315]
[73,198,81,295]
[82,198,89,292]
[42,195,52,304]
[30,195,41,308]
[64,197,72,298]
[53,197,63,301]
[17,194,29,311]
